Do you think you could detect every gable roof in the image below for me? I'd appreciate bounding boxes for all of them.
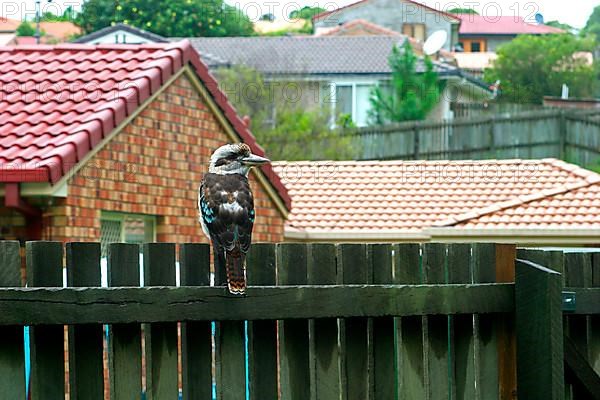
[0,18,20,33]
[187,36,460,76]
[0,40,291,210]
[73,23,169,44]
[456,14,565,35]
[272,159,599,237]
[317,19,403,36]
[313,0,461,23]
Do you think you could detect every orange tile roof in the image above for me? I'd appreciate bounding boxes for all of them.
[39,21,81,40]
[272,159,600,234]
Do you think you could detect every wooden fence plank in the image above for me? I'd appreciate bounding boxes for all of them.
[422,243,449,400]
[338,243,373,400]
[278,243,310,400]
[515,259,564,400]
[213,242,247,400]
[247,243,278,400]
[471,243,499,400]
[494,244,517,400]
[66,242,104,400]
[180,243,212,400]
[448,244,476,400]
[107,243,142,400]
[0,284,514,324]
[26,241,65,400]
[564,253,592,358]
[308,243,342,400]
[0,241,26,399]
[371,244,396,400]
[591,253,600,376]
[143,243,178,400]
[395,244,426,399]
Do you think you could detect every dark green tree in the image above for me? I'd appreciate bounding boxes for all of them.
[582,5,600,40]
[368,40,440,124]
[16,21,35,36]
[289,6,325,20]
[215,66,355,161]
[484,34,597,103]
[545,20,574,32]
[77,0,254,37]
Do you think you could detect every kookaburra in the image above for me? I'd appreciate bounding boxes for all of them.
[198,143,270,295]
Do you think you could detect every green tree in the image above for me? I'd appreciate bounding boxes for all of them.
[368,40,440,124]
[582,5,600,41]
[41,7,74,22]
[16,21,35,36]
[545,20,574,32]
[448,8,478,14]
[484,34,597,104]
[215,66,355,161]
[289,6,325,20]
[77,0,254,37]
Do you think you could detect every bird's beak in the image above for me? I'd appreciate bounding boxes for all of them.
[242,154,270,166]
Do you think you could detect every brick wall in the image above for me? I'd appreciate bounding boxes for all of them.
[42,73,285,243]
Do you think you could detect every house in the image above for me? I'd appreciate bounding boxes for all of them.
[73,23,169,44]
[187,35,492,125]
[272,159,600,245]
[312,0,461,50]
[0,41,290,248]
[1,19,80,44]
[455,14,564,53]
[453,14,564,73]
[316,19,457,62]
[0,18,20,45]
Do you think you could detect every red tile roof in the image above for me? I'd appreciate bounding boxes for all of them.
[456,14,565,35]
[272,159,599,233]
[313,0,460,23]
[0,40,291,210]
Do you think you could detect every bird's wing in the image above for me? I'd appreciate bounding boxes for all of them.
[199,173,255,254]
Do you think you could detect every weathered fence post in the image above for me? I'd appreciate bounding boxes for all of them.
[66,242,104,400]
[559,109,567,160]
[180,243,213,400]
[143,243,178,400]
[0,241,26,398]
[308,243,342,400]
[247,243,278,400]
[27,241,65,400]
[515,258,564,400]
[278,243,310,400]
[108,243,142,400]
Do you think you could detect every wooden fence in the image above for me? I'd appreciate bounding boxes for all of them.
[0,241,599,399]
[348,109,600,166]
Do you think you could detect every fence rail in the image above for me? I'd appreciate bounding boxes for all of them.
[0,241,599,400]
[346,109,600,165]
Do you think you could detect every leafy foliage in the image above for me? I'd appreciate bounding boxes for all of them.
[77,0,254,37]
[289,6,325,20]
[545,20,574,32]
[215,66,355,161]
[368,40,440,124]
[448,8,478,14]
[582,5,600,41]
[16,22,35,37]
[484,34,597,104]
[41,7,75,22]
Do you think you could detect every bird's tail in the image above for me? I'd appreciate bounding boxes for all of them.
[225,248,246,296]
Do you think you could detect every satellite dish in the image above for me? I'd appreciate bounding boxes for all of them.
[423,30,448,55]
[534,13,544,24]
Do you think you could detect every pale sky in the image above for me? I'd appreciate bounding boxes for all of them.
[2,0,597,29]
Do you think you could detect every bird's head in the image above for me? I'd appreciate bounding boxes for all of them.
[209,143,270,176]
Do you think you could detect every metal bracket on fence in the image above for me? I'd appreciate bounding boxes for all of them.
[562,291,576,312]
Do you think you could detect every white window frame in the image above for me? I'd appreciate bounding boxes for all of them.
[326,81,376,127]
[100,211,156,244]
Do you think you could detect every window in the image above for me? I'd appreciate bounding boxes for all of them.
[402,23,426,42]
[324,82,376,127]
[100,212,156,257]
[470,41,481,52]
